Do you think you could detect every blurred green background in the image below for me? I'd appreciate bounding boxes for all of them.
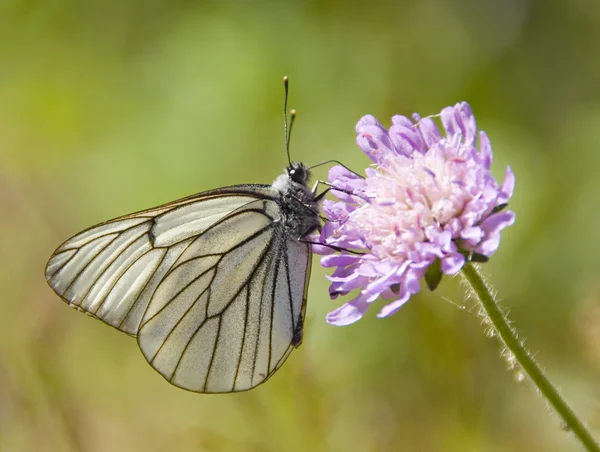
[1,1,600,451]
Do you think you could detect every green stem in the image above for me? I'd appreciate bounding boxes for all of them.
[461,262,599,451]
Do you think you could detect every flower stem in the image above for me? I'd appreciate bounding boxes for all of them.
[461,262,600,451]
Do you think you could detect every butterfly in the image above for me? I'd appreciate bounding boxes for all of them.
[44,78,324,393]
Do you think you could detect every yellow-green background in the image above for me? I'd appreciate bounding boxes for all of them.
[2,1,600,451]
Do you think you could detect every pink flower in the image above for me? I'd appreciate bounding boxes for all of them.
[317,102,515,326]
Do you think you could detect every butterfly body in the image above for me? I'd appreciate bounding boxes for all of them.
[45,163,319,393]
[273,161,321,239]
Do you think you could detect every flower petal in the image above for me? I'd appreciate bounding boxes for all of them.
[376,291,412,318]
[441,253,465,274]
[480,211,516,236]
[441,106,461,136]
[457,102,477,145]
[389,115,427,155]
[478,131,492,169]
[321,254,361,267]
[328,164,358,182]
[327,273,370,293]
[497,166,515,205]
[326,294,371,326]
[415,116,441,148]
[312,243,335,255]
[403,268,422,293]
[356,115,394,162]
[475,233,501,256]
[460,226,483,245]
[365,267,403,295]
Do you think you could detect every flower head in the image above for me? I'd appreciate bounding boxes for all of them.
[317,102,515,326]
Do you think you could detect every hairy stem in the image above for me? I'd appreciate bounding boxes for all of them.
[461,262,599,451]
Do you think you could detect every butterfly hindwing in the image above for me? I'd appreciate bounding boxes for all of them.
[137,203,311,392]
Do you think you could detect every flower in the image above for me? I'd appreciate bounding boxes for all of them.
[317,102,515,326]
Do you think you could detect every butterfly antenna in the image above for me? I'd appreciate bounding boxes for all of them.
[288,109,296,157]
[283,76,293,166]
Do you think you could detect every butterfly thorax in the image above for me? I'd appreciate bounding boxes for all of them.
[272,162,321,240]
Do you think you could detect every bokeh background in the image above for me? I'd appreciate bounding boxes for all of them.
[2,1,600,451]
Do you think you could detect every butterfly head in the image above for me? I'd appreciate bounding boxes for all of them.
[272,161,312,195]
[287,162,310,186]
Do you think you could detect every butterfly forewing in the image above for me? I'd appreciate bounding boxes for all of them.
[46,189,264,329]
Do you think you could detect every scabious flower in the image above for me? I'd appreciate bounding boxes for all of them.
[317,102,515,326]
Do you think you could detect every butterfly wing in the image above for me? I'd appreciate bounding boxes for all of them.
[138,220,311,392]
[46,187,269,334]
[45,186,311,392]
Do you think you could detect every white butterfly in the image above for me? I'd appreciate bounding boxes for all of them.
[45,79,324,393]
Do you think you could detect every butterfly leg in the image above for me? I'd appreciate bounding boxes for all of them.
[296,224,365,255]
[312,180,368,202]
